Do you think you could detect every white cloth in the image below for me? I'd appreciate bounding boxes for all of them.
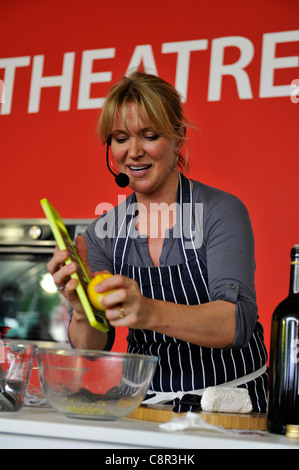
[159,411,230,434]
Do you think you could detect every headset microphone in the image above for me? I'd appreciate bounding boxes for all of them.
[106,135,130,188]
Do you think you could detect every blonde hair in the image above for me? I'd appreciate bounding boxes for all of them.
[98,71,191,173]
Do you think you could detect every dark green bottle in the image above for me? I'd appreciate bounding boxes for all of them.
[268,245,299,435]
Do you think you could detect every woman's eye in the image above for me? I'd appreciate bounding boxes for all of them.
[113,134,159,143]
[114,136,128,144]
[144,134,159,141]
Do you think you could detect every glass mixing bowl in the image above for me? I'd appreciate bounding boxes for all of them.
[36,348,158,420]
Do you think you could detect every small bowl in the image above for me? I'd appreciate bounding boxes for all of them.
[0,341,36,412]
[36,348,158,420]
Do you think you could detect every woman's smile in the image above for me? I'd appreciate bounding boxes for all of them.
[127,163,152,177]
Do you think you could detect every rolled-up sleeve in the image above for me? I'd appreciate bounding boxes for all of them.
[202,188,259,349]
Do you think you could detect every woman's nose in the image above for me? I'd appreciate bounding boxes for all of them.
[128,137,144,158]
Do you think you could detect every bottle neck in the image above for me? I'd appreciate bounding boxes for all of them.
[289,260,299,295]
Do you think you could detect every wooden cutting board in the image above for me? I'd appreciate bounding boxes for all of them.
[127,405,267,430]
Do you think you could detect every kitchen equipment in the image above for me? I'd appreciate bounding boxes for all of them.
[0,364,19,411]
[40,200,109,333]
[36,348,158,420]
[0,218,91,344]
[127,405,267,430]
[0,340,35,411]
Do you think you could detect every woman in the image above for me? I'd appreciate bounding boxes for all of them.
[48,71,268,412]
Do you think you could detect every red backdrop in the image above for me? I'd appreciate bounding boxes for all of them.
[1,0,298,355]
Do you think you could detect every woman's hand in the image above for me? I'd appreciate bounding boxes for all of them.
[47,235,108,350]
[93,274,236,348]
[95,274,153,329]
[47,235,91,319]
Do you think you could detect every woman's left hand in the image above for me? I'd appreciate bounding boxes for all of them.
[95,274,153,328]
[96,274,236,349]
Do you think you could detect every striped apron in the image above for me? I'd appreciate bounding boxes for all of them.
[113,173,268,412]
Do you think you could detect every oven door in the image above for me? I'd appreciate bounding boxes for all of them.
[0,249,70,344]
[0,219,92,345]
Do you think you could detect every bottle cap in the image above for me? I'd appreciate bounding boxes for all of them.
[291,245,299,262]
[286,424,299,439]
[291,245,299,254]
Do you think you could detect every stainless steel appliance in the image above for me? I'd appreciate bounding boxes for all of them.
[0,218,92,345]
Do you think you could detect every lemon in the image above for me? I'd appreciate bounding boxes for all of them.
[87,273,115,310]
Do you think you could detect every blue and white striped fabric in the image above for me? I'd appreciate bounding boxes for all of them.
[113,173,268,412]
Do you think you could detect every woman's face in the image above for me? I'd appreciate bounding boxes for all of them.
[110,102,182,199]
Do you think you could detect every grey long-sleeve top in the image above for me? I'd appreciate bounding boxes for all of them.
[84,178,265,349]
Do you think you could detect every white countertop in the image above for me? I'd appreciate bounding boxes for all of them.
[0,406,298,449]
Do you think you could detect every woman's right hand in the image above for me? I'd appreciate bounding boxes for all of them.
[47,235,108,350]
[47,235,91,319]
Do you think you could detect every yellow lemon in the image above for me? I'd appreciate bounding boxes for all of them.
[87,273,115,310]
